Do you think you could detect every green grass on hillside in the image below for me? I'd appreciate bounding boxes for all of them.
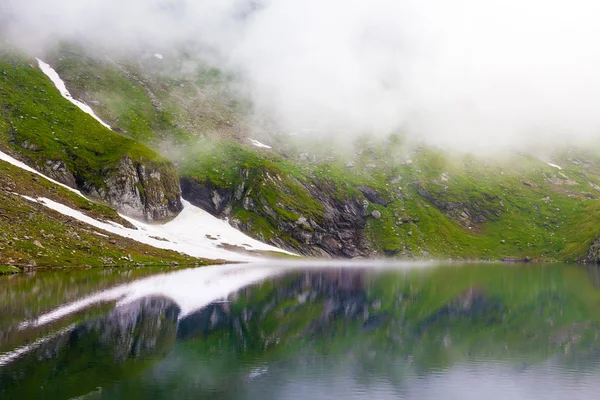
[0,51,173,193]
[180,138,600,261]
[9,44,600,262]
[50,43,243,146]
[0,159,208,269]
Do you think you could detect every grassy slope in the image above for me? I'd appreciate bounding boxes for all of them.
[35,47,600,262]
[0,158,130,225]
[180,139,329,244]
[0,51,175,193]
[0,158,208,269]
[179,138,600,261]
[52,53,190,145]
[354,145,600,261]
[50,44,243,147]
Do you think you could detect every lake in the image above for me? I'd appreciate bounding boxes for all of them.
[1,261,600,399]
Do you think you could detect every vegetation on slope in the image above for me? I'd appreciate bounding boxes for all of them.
[13,44,600,262]
[49,43,244,147]
[0,50,182,220]
[0,159,206,269]
[178,137,600,261]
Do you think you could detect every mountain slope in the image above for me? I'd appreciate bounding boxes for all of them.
[4,46,600,262]
[0,158,203,269]
[0,149,297,269]
[0,51,182,221]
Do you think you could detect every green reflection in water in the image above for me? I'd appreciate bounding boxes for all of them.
[2,263,600,399]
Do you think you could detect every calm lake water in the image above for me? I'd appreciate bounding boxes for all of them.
[2,261,600,399]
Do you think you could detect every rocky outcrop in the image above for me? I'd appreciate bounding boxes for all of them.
[356,185,388,206]
[102,156,183,221]
[417,184,502,227]
[43,160,78,188]
[235,178,369,258]
[9,141,182,222]
[586,238,600,263]
[288,180,368,258]
[181,171,370,258]
[42,155,183,221]
[180,176,233,215]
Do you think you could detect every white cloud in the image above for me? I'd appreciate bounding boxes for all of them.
[4,0,600,150]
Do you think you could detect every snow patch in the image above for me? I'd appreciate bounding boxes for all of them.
[547,162,562,170]
[154,53,163,60]
[20,196,294,262]
[36,59,112,130]
[248,138,272,149]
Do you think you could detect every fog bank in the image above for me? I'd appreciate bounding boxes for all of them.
[3,0,600,150]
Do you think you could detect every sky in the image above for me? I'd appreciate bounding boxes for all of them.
[3,0,600,151]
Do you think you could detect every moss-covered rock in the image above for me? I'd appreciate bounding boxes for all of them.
[104,156,182,221]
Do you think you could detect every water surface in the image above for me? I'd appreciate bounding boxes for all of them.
[1,261,600,399]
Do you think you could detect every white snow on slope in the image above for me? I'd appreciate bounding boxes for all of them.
[36,59,112,130]
[547,162,562,170]
[21,195,294,262]
[2,150,293,262]
[154,53,163,60]
[249,138,272,149]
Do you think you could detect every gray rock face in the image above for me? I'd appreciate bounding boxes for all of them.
[24,151,182,222]
[357,186,388,206]
[273,180,369,258]
[183,173,370,258]
[102,157,182,221]
[180,176,233,216]
[586,239,600,263]
[43,160,77,188]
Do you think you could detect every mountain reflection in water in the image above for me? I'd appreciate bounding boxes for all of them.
[2,262,600,399]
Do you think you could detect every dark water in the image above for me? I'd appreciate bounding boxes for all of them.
[2,261,600,399]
